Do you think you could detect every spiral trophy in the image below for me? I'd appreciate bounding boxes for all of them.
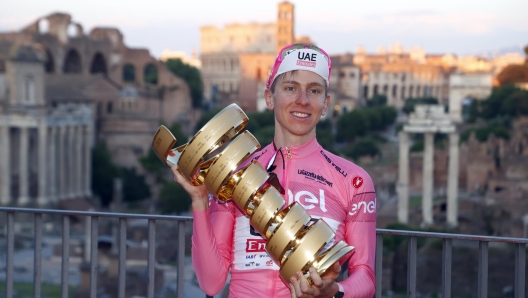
[151,103,354,283]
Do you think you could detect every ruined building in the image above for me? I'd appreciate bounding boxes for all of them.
[0,13,194,207]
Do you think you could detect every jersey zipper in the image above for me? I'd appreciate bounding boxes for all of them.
[283,147,292,206]
[286,147,292,159]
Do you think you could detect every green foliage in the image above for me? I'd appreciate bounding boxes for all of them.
[366,94,387,107]
[120,167,151,203]
[402,97,439,114]
[157,182,192,214]
[342,137,380,160]
[336,106,397,142]
[165,58,204,108]
[140,122,188,181]
[92,142,120,207]
[245,110,275,132]
[252,126,275,146]
[316,119,335,152]
[410,140,424,152]
[144,63,158,85]
[480,85,528,119]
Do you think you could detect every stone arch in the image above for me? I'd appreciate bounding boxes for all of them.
[143,63,158,85]
[123,64,136,82]
[363,86,369,98]
[44,48,55,73]
[63,48,82,73]
[373,84,379,96]
[90,52,107,75]
[38,18,49,34]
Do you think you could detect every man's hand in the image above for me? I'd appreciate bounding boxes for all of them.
[171,165,209,211]
[289,262,341,298]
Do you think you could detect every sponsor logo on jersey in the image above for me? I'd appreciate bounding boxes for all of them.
[266,260,274,266]
[349,197,376,216]
[287,189,327,212]
[352,176,363,188]
[246,254,257,259]
[298,169,333,187]
[246,239,267,252]
[320,150,348,177]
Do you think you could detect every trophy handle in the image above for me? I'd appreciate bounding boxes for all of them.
[152,125,187,167]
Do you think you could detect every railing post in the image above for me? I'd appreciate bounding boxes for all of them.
[441,238,452,298]
[514,243,526,298]
[90,216,99,298]
[148,219,156,298]
[177,221,186,298]
[34,213,43,298]
[61,215,70,298]
[407,236,417,298]
[375,233,383,298]
[6,212,14,298]
[118,218,127,298]
[477,241,488,298]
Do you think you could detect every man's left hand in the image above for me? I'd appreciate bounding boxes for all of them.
[289,262,341,298]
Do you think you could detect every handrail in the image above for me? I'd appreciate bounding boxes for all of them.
[1,207,526,298]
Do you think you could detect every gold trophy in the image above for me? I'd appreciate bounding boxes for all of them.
[151,103,354,283]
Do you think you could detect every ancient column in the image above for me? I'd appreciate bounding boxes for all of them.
[49,127,57,202]
[19,127,29,205]
[68,126,76,198]
[422,132,434,225]
[398,131,409,224]
[58,126,65,200]
[84,126,92,197]
[0,125,10,204]
[37,121,47,206]
[76,126,83,197]
[447,132,459,226]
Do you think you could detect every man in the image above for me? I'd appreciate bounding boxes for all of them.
[172,44,376,298]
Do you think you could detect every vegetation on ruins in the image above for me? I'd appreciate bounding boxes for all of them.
[92,142,151,207]
[462,84,528,142]
[165,58,204,108]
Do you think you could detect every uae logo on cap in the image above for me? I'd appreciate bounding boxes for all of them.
[296,51,317,68]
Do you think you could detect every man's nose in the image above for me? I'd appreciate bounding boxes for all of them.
[295,89,309,105]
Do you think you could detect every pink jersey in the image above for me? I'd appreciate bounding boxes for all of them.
[192,137,376,298]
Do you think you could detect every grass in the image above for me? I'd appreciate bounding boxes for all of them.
[0,281,77,298]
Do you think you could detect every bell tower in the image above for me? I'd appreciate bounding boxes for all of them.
[276,2,295,53]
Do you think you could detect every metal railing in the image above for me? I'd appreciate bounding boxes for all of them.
[1,207,527,298]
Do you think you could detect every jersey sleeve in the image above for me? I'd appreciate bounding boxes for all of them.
[337,170,377,298]
[191,195,235,296]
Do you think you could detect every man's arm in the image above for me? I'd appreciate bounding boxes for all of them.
[172,166,235,296]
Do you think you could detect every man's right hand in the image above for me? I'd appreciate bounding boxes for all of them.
[171,165,209,211]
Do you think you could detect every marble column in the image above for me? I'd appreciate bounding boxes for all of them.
[0,125,10,204]
[398,131,409,224]
[37,121,47,206]
[84,126,92,197]
[58,126,65,200]
[19,127,29,205]
[422,132,434,225]
[76,126,83,197]
[447,132,459,226]
[68,126,76,198]
[49,127,57,202]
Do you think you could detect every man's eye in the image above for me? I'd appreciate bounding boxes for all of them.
[285,86,295,91]
[309,89,321,94]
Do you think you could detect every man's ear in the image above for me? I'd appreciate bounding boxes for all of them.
[264,89,274,110]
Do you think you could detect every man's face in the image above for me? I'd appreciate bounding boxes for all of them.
[264,70,330,144]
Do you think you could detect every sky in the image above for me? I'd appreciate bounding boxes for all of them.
[1,0,527,58]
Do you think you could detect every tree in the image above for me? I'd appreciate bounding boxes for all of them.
[194,107,222,132]
[121,167,151,203]
[402,97,439,114]
[165,58,204,108]
[91,142,120,207]
[157,182,192,214]
[366,94,387,107]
